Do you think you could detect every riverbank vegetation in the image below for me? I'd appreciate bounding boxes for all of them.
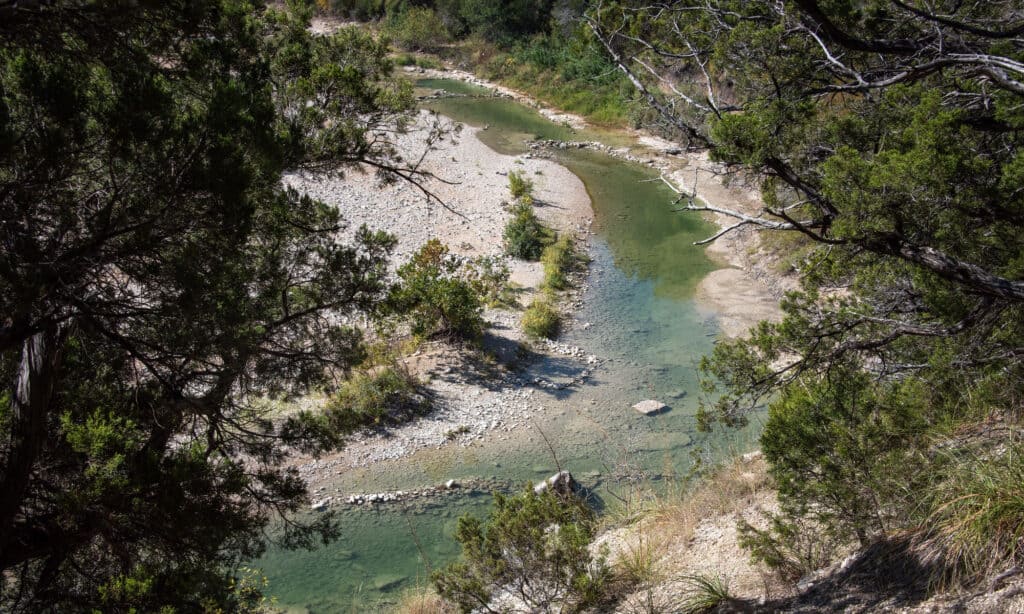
[433,487,613,612]
[388,239,487,341]
[497,168,582,341]
[589,0,1024,604]
[541,235,580,291]
[324,366,429,431]
[521,299,561,339]
[317,0,638,126]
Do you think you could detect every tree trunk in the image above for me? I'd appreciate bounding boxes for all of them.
[0,325,67,563]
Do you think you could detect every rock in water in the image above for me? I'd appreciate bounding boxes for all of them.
[534,470,577,496]
[632,399,668,415]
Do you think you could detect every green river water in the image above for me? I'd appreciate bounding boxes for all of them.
[255,79,762,612]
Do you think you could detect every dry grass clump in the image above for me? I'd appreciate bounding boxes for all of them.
[649,454,772,545]
[615,526,664,587]
[594,454,775,611]
[676,574,736,614]
[913,444,1024,589]
[392,585,456,614]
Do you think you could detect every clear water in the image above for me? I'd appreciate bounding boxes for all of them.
[255,80,761,612]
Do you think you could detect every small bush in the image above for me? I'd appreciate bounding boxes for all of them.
[391,52,442,70]
[463,255,514,308]
[541,235,578,291]
[737,512,842,582]
[508,169,534,200]
[433,488,612,613]
[413,54,442,70]
[522,298,560,339]
[390,239,484,341]
[326,366,428,431]
[503,202,551,261]
[444,425,471,441]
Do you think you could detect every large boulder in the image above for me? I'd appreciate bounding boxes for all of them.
[534,470,578,496]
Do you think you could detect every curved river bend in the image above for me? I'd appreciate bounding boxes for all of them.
[256,79,762,612]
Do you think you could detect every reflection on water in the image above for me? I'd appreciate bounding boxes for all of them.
[255,80,760,612]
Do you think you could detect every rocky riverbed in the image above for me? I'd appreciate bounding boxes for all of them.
[281,111,601,489]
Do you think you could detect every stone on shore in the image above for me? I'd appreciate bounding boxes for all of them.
[632,399,668,415]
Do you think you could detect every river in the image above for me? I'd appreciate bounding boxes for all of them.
[255,78,762,612]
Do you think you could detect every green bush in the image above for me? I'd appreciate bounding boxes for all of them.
[541,235,578,291]
[757,368,928,545]
[385,7,450,52]
[324,366,428,431]
[503,201,551,260]
[737,512,842,582]
[508,169,534,200]
[325,0,386,20]
[393,51,443,69]
[522,298,559,339]
[433,488,612,612]
[390,239,484,340]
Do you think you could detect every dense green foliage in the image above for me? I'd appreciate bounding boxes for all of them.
[593,0,1024,586]
[324,0,560,43]
[0,0,420,609]
[384,6,449,52]
[503,202,552,261]
[320,0,637,124]
[433,488,610,612]
[472,28,637,125]
[389,239,486,340]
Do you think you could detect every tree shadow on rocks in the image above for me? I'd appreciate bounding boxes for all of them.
[750,536,948,613]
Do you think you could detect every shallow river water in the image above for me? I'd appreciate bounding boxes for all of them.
[255,79,762,612]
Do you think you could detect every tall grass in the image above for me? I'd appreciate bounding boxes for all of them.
[915,444,1024,587]
[648,455,772,546]
[676,574,734,614]
[541,235,579,291]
